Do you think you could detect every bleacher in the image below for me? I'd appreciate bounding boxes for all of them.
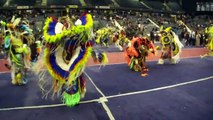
[167,1,182,11]
[143,0,164,10]
[84,0,112,6]
[10,0,36,6]
[0,0,6,6]
[116,0,148,9]
[0,0,183,13]
[47,0,81,6]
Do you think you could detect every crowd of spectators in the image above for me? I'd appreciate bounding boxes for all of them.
[0,9,212,47]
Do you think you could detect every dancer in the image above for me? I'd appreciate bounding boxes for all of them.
[36,13,108,107]
[95,19,129,51]
[95,27,116,47]
[201,26,213,58]
[157,27,184,64]
[0,17,37,85]
[125,37,155,76]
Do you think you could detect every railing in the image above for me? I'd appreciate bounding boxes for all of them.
[0,5,185,14]
[0,5,211,15]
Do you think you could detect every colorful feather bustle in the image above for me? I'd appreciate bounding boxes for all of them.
[207,26,213,51]
[62,75,86,107]
[158,27,183,64]
[171,31,184,63]
[67,46,92,85]
[125,37,155,76]
[44,46,92,87]
[4,35,11,49]
[95,27,116,44]
[1,17,36,86]
[43,14,93,44]
[98,52,108,65]
[39,13,109,106]
[63,91,81,107]
[201,26,213,58]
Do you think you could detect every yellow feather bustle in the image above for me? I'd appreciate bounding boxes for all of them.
[44,46,93,87]
[43,14,93,44]
[67,46,92,85]
[100,52,108,65]
[42,14,94,95]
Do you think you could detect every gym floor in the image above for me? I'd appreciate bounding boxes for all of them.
[0,47,213,120]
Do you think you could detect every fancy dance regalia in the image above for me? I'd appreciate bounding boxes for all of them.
[1,18,39,85]
[38,14,107,107]
[157,27,184,64]
[113,29,129,51]
[112,19,129,51]
[95,27,116,47]
[95,19,129,51]
[125,37,155,76]
[0,33,4,55]
[201,26,213,58]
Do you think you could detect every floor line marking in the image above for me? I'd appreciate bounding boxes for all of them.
[101,101,115,120]
[0,76,212,112]
[106,76,213,99]
[0,99,99,111]
[0,71,10,74]
[85,72,115,120]
[85,72,106,98]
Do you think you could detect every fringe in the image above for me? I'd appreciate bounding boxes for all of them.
[62,91,81,107]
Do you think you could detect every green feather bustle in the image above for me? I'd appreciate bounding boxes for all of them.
[62,91,81,107]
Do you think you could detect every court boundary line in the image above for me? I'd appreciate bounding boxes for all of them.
[0,99,99,111]
[106,76,213,99]
[0,76,212,112]
[85,72,106,98]
[85,72,115,120]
